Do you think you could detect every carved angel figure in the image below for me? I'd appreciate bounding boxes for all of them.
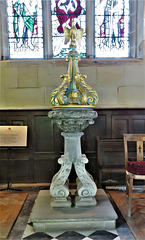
[64,19,83,47]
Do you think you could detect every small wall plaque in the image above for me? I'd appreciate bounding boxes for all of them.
[0,126,27,147]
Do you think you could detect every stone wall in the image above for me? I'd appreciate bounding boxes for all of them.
[1,48,145,109]
[0,0,145,110]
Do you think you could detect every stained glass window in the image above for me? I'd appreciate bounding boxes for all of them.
[7,0,43,59]
[95,0,130,58]
[51,0,86,58]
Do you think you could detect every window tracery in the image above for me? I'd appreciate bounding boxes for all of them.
[51,0,86,58]
[3,0,143,60]
[7,0,43,59]
[95,0,130,57]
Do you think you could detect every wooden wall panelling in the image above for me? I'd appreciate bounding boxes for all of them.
[112,111,145,138]
[103,111,112,138]
[11,113,29,183]
[96,138,125,187]
[32,111,54,183]
[0,149,8,183]
[10,158,29,183]
[0,161,8,183]
[0,148,29,183]
[1,111,28,126]
[32,111,65,183]
[112,115,129,138]
[26,111,34,182]
[10,147,29,183]
[9,115,28,126]
[0,112,30,183]
[97,109,145,187]
[53,122,64,153]
[33,157,55,183]
[0,120,7,125]
[0,114,12,125]
[0,108,145,185]
[53,123,64,177]
[101,169,125,186]
[130,115,145,133]
[33,114,54,152]
[81,112,106,184]
[85,152,98,184]
[83,113,106,149]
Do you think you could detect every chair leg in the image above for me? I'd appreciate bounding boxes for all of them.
[128,177,133,217]
[126,174,129,196]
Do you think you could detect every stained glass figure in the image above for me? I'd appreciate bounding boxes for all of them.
[7,0,43,59]
[51,0,86,58]
[95,0,130,58]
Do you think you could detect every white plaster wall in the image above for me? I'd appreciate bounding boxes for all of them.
[1,50,145,109]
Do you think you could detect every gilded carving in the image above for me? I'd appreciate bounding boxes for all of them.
[50,19,98,107]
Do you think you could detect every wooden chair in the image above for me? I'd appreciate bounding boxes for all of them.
[123,134,145,217]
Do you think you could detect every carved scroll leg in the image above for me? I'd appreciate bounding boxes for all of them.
[50,154,72,207]
[74,154,97,207]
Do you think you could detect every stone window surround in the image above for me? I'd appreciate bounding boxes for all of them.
[0,0,144,61]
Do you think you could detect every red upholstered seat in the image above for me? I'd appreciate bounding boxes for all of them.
[124,134,145,217]
[127,161,145,175]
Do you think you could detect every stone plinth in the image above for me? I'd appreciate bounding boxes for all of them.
[30,189,118,233]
